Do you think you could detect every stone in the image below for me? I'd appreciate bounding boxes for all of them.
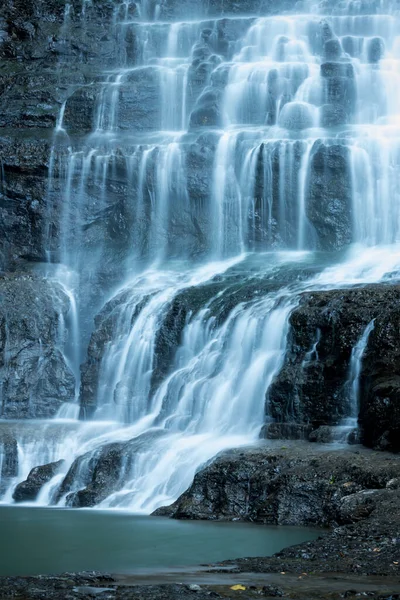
[341,35,363,58]
[56,431,166,507]
[278,101,315,130]
[62,86,99,133]
[367,37,385,63]
[0,430,18,493]
[320,103,349,127]
[338,489,384,524]
[13,459,65,502]
[306,142,352,250]
[153,444,400,525]
[320,62,354,79]
[359,310,400,452]
[323,38,342,60]
[0,275,75,418]
[267,284,400,440]
[189,89,222,129]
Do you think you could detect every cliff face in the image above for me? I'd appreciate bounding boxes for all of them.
[0,0,118,420]
[0,0,118,270]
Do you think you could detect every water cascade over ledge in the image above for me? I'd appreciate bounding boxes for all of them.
[1,0,400,511]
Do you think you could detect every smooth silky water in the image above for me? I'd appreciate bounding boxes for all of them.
[1,0,400,568]
[0,507,320,576]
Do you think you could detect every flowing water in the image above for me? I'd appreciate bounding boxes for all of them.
[1,0,400,512]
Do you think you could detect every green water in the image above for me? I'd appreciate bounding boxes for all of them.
[0,506,320,576]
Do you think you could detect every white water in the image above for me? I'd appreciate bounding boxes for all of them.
[2,0,400,511]
[344,319,376,428]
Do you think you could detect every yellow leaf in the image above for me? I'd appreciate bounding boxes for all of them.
[230,585,246,591]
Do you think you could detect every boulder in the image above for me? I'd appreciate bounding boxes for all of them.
[189,89,222,129]
[13,459,65,502]
[278,101,316,130]
[55,430,165,507]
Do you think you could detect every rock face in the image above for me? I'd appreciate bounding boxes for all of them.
[155,444,400,526]
[55,430,165,507]
[0,0,122,271]
[0,275,75,418]
[360,309,400,451]
[267,284,400,452]
[306,143,352,250]
[13,459,65,502]
[0,429,18,493]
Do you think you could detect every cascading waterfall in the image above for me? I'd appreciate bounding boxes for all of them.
[2,0,400,511]
[345,319,376,428]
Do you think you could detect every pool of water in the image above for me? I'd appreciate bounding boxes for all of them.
[0,506,320,576]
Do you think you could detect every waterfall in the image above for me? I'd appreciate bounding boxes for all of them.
[345,319,376,428]
[2,0,400,511]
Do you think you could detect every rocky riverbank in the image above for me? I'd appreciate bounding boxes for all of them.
[1,443,400,599]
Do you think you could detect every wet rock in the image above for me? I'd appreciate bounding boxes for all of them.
[117,68,161,131]
[79,287,152,417]
[320,103,349,127]
[338,489,384,523]
[13,459,65,502]
[278,101,315,130]
[320,62,354,79]
[324,74,356,121]
[367,37,385,63]
[160,0,302,19]
[0,430,18,493]
[155,444,400,526]
[262,423,313,440]
[267,284,400,438]
[189,89,222,129]
[323,38,342,60]
[341,35,363,58]
[0,135,55,269]
[306,142,352,250]
[56,431,165,507]
[359,310,400,451]
[0,275,75,418]
[308,425,357,444]
[62,86,99,133]
[0,0,128,269]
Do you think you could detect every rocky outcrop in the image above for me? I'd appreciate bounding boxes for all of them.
[306,143,352,250]
[0,136,54,269]
[155,443,400,526]
[0,0,125,270]
[0,275,75,418]
[13,459,65,502]
[360,309,400,451]
[0,429,18,493]
[267,284,400,452]
[55,430,165,507]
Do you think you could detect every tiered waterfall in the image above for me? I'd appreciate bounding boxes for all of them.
[1,0,400,511]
